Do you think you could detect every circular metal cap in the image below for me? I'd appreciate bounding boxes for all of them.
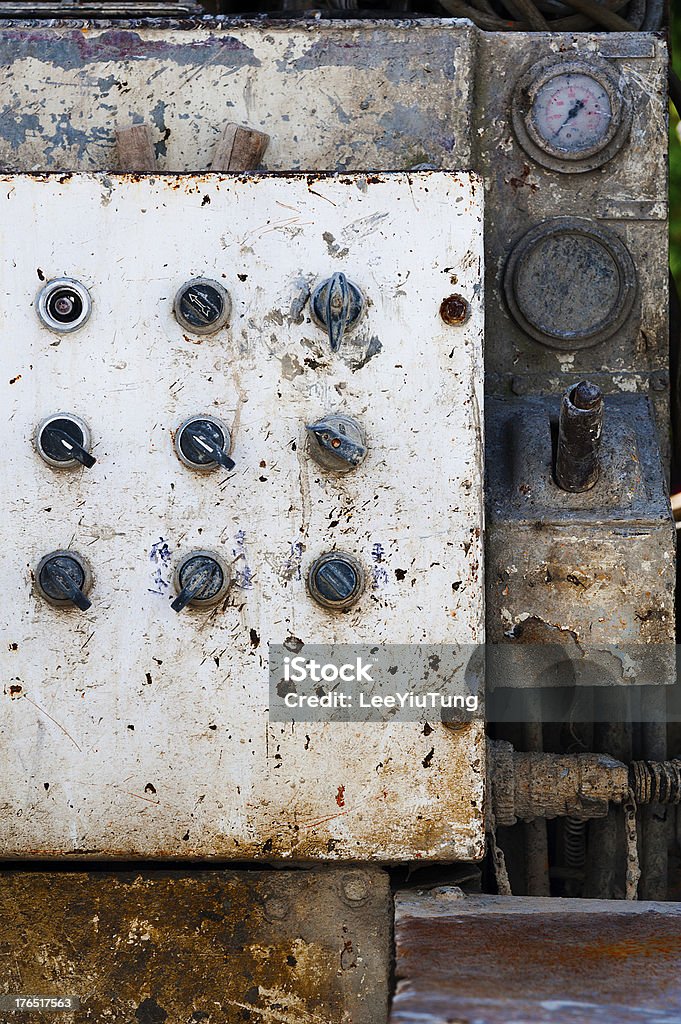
[35,278,92,334]
[307,551,365,611]
[175,415,232,471]
[173,550,229,608]
[503,218,637,350]
[36,550,92,606]
[35,413,91,469]
[173,278,231,335]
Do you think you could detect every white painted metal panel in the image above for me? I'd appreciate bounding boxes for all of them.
[0,171,484,860]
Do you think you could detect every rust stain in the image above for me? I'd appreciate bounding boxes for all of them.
[335,785,345,807]
[439,294,470,326]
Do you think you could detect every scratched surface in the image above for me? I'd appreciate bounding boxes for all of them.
[391,889,681,1024]
[0,171,485,860]
[0,867,392,1023]
[0,20,475,172]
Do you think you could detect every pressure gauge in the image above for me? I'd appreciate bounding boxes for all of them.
[503,217,637,350]
[512,58,632,172]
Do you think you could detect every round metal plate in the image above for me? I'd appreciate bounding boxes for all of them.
[512,57,632,173]
[503,218,637,350]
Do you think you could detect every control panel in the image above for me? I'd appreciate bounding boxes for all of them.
[1,170,485,860]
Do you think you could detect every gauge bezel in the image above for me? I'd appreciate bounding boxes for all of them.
[512,57,633,173]
[503,217,638,350]
[35,277,92,333]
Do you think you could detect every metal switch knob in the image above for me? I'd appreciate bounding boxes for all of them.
[175,415,235,472]
[173,278,231,335]
[35,278,92,334]
[307,551,365,611]
[306,414,366,473]
[171,551,230,612]
[36,414,96,469]
[311,273,364,353]
[36,550,92,611]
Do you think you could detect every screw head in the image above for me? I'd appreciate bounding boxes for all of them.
[307,552,364,611]
[439,293,470,326]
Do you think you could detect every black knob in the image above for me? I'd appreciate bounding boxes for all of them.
[306,414,366,473]
[175,416,235,472]
[307,552,365,611]
[173,278,231,335]
[36,414,96,469]
[171,551,229,612]
[35,278,92,334]
[311,273,364,353]
[36,551,92,611]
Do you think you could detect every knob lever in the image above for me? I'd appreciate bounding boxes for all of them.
[42,426,96,469]
[42,561,92,611]
[325,272,352,353]
[171,561,220,613]
[185,426,235,472]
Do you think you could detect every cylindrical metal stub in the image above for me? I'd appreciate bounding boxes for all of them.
[307,551,365,611]
[36,550,93,610]
[173,278,231,335]
[35,278,92,334]
[175,415,233,472]
[555,381,604,493]
[306,414,366,474]
[35,413,93,469]
[172,550,230,611]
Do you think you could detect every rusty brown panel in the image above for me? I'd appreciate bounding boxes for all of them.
[0,868,391,1023]
[391,889,681,1024]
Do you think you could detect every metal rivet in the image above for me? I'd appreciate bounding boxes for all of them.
[340,873,370,904]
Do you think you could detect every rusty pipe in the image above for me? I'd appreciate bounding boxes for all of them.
[555,381,604,493]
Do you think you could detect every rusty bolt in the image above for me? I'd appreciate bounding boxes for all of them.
[340,873,370,904]
[263,896,290,921]
[439,294,470,326]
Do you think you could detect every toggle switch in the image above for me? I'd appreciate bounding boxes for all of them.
[306,414,366,473]
[311,272,364,352]
[36,550,92,611]
[171,550,230,612]
[173,278,231,335]
[174,415,235,472]
[35,413,96,469]
[307,551,365,611]
[35,278,92,333]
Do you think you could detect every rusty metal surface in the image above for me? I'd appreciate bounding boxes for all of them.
[476,32,668,406]
[391,889,681,1024]
[0,867,391,1023]
[0,170,485,861]
[0,20,475,173]
[486,394,676,688]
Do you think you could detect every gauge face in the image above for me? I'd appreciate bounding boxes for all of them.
[503,218,637,350]
[531,72,612,156]
[512,58,632,173]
